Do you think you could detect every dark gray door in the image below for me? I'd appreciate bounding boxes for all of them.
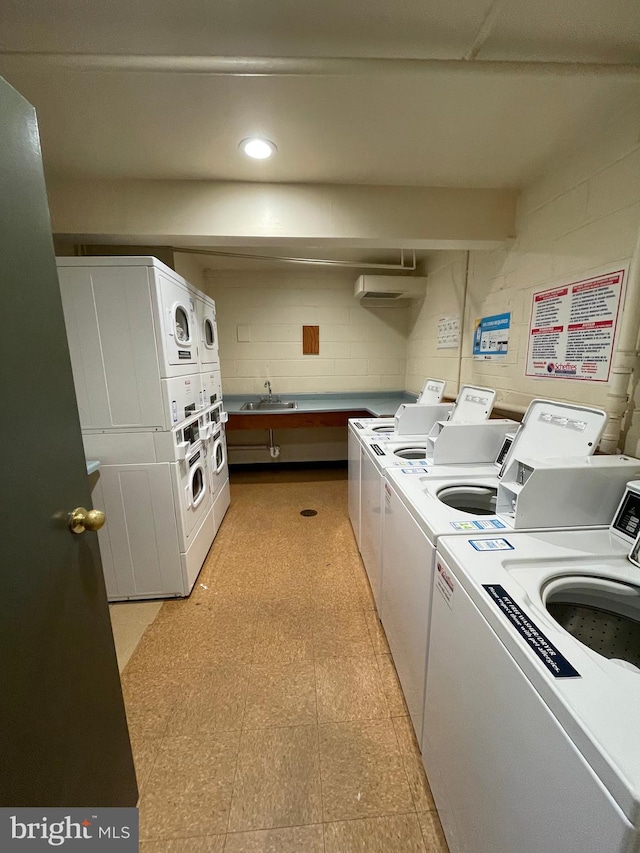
[0,77,138,807]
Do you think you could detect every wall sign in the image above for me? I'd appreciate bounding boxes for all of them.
[472,312,510,360]
[437,315,460,349]
[525,268,626,382]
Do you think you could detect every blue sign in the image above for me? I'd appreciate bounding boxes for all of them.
[469,538,514,551]
[483,584,580,678]
[473,312,511,359]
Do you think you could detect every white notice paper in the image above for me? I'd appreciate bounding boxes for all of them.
[525,269,626,382]
[437,315,460,349]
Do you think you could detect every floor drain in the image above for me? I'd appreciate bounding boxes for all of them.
[300,509,318,517]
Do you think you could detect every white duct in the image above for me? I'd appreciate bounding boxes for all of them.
[600,224,640,454]
[2,52,640,78]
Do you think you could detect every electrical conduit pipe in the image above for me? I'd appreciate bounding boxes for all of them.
[600,223,640,454]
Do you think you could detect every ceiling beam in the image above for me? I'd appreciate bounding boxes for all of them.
[47,179,517,248]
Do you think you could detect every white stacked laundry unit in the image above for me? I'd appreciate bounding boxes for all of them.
[56,256,230,600]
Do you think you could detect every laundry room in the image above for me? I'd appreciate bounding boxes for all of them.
[3,3,640,852]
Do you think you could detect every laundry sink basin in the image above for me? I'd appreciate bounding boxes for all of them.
[241,400,297,411]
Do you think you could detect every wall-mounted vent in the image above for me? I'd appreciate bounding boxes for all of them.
[354,275,427,306]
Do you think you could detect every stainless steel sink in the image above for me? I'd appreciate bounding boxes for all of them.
[241,400,297,411]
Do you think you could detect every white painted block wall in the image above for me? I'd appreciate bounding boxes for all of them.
[205,270,409,396]
[407,104,640,455]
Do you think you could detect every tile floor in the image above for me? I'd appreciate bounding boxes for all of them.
[120,467,449,852]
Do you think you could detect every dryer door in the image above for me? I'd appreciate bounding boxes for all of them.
[197,296,220,368]
[188,457,207,509]
[156,272,199,372]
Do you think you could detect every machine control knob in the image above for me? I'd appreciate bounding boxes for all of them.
[68,507,106,535]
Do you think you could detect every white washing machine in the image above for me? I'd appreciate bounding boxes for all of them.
[195,292,220,369]
[348,420,363,546]
[347,382,490,548]
[201,366,223,410]
[425,482,640,853]
[380,401,623,742]
[360,422,516,606]
[203,412,231,536]
[349,377,450,437]
[83,412,215,600]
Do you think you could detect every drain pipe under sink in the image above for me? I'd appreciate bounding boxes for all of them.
[229,428,281,459]
[600,223,640,454]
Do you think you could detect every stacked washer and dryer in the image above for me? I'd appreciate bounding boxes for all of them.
[57,256,230,600]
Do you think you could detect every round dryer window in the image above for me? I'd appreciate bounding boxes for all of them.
[204,318,216,347]
[189,464,206,507]
[174,305,191,344]
[214,440,225,473]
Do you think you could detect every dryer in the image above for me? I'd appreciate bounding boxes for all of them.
[380,401,623,742]
[195,292,220,369]
[425,482,640,853]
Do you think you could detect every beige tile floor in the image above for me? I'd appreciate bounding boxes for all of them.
[121,467,449,852]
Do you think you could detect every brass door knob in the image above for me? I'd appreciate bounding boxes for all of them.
[69,507,106,535]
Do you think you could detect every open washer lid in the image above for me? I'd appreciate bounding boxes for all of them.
[498,399,607,478]
[449,385,496,423]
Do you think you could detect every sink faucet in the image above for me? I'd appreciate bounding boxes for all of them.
[264,380,272,402]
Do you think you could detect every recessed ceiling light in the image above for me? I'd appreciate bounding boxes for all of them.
[239,138,277,160]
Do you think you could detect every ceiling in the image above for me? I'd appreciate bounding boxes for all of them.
[1,0,640,269]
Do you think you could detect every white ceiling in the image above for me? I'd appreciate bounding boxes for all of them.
[0,1,639,190]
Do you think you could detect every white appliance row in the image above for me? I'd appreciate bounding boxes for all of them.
[348,389,640,853]
[57,256,230,600]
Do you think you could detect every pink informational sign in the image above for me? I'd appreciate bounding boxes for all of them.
[525,268,626,382]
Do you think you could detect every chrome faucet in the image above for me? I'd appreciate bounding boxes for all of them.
[264,380,272,402]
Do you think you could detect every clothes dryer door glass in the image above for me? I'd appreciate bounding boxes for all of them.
[204,317,216,349]
[174,303,192,345]
[213,437,226,474]
[189,461,207,508]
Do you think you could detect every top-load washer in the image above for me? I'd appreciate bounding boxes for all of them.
[380,400,624,741]
[359,421,517,606]
[347,382,492,546]
[424,481,640,853]
[349,377,450,438]
[195,292,220,369]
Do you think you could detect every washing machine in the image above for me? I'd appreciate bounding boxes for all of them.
[380,401,623,742]
[360,421,516,606]
[195,292,220,369]
[348,377,450,438]
[83,412,215,600]
[202,409,231,536]
[424,481,640,853]
[347,383,492,547]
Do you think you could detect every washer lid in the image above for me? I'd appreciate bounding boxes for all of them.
[450,385,496,423]
[500,400,607,476]
[416,378,446,405]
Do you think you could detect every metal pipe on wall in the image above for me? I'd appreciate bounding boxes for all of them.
[600,227,640,453]
[3,53,640,78]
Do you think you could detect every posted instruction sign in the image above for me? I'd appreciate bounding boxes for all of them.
[525,269,625,382]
